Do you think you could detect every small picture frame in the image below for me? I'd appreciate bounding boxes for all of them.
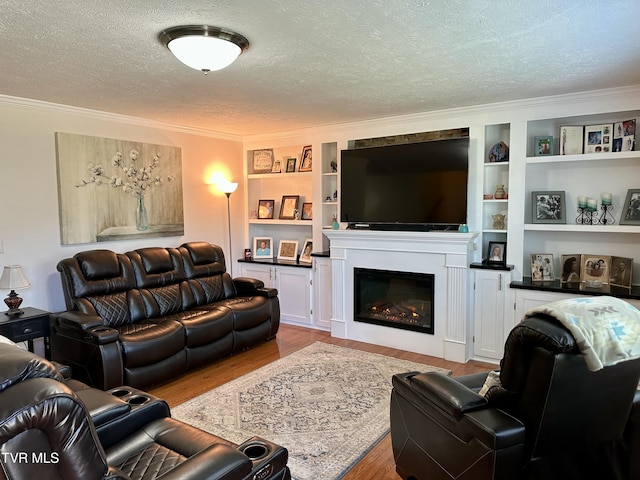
[299,238,313,264]
[271,159,282,173]
[253,237,273,259]
[531,253,554,281]
[243,248,253,261]
[581,255,611,284]
[620,189,640,225]
[301,202,313,220]
[584,123,613,154]
[299,145,312,172]
[285,157,297,173]
[610,256,633,288]
[534,136,553,156]
[559,126,583,155]
[532,191,566,224]
[486,241,506,266]
[258,199,274,219]
[251,149,274,173]
[560,255,581,283]
[277,240,299,261]
[279,195,300,220]
[613,119,636,152]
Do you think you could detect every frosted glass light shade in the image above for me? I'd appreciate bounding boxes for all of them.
[160,26,249,73]
[218,182,238,195]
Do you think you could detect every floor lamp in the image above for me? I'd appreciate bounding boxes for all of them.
[218,182,238,277]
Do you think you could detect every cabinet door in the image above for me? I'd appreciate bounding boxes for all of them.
[473,270,508,361]
[239,263,274,288]
[312,257,332,330]
[276,267,311,325]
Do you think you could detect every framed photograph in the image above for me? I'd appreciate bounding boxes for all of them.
[299,145,312,172]
[271,159,282,173]
[620,189,640,225]
[610,256,633,288]
[560,255,581,283]
[532,191,566,224]
[253,237,273,259]
[584,123,613,154]
[299,238,313,264]
[285,157,297,173]
[534,136,553,156]
[486,241,506,266]
[251,149,274,173]
[531,254,554,281]
[581,255,611,284]
[613,119,636,152]
[559,126,583,155]
[301,202,313,220]
[279,195,300,220]
[277,240,299,261]
[257,199,274,219]
[243,248,253,261]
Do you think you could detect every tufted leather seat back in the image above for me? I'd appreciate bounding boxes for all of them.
[57,249,139,327]
[180,242,235,305]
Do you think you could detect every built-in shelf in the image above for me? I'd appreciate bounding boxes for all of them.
[511,277,640,301]
[525,150,639,164]
[524,224,640,233]
[248,171,313,180]
[249,219,313,226]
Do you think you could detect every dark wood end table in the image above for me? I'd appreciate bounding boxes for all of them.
[0,307,51,359]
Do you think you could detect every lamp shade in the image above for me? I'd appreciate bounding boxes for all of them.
[218,181,239,195]
[0,265,30,290]
[159,25,250,73]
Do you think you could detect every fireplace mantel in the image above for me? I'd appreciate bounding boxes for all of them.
[323,229,478,363]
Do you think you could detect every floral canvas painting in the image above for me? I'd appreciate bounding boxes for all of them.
[56,133,184,245]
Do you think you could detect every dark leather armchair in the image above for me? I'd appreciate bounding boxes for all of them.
[0,342,290,480]
[390,314,640,480]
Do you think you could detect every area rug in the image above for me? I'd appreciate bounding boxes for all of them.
[172,341,449,480]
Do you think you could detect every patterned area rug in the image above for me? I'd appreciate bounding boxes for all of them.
[172,342,449,480]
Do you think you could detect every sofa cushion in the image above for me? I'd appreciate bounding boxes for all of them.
[0,343,63,393]
[118,319,185,368]
[217,297,272,331]
[178,308,234,347]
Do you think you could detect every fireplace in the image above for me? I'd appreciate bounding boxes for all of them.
[354,268,434,334]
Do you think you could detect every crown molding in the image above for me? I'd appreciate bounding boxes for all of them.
[0,94,242,142]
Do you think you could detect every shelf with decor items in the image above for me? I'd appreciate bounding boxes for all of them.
[320,142,339,242]
[521,111,639,284]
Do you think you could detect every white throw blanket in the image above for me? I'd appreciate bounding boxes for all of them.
[524,296,640,371]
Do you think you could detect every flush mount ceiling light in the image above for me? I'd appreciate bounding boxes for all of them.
[159,25,249,74]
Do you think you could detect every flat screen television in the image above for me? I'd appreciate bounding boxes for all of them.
[340,137,469,230]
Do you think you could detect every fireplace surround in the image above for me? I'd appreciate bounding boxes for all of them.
[323,229,478,362]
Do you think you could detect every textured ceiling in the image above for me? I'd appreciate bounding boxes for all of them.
[1,0,640,136]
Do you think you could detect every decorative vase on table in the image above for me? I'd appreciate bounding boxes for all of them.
[494,185,506,200]
[136,194,149,231]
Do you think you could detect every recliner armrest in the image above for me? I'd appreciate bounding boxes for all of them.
[233,277,278,298]
[154,443,252,480]
[400,371,488,419]
[52,311,119,345]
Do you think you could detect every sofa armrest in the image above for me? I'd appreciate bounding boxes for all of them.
[233,277,278,298]
[155,444,252,480]
[52,311,119,345]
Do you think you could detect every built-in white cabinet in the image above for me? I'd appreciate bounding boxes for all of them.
[312,256,332,330]
[472,265,513,362]
[238,261,312,327]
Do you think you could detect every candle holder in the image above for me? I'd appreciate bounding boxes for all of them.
[598,204,615,225]
[576,206,598,225]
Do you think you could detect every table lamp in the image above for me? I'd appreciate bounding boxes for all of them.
[0,265,31,317]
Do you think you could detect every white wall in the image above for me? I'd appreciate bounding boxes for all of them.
[0,97,244,313]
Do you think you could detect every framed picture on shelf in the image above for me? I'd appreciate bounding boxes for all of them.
[251,149,274,173]
[277,240,299,261]
[285,157,297,173]
[299,145,312,172]
[253,237,273,259]
[271,159,282,173]
[279,195,300,220]
[620,189,640,225]
[559,126,583,155]
[534,136,553,156]
[584,123,613,154]
[532,191,566,224]
[301,202,313,220]
[581,255,611,284]
[610,256,633,288]
[257,199,274,219]
[560,255,581,283]
[613,119,636,152]
[299,238,313,264]
[531,253,554,281]
[486,241,506,267]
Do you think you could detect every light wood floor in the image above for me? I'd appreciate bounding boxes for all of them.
[150,324,496,480]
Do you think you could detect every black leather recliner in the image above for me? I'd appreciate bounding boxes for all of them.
[390,314,640,480]
[0,341,290,480]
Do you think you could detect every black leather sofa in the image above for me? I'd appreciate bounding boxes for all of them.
[51,242,280,390]
[0,340,290,480]
[390,314,640,480]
